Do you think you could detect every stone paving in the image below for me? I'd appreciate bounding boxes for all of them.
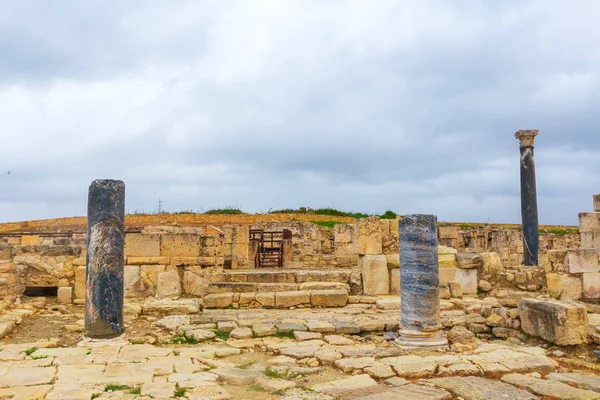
[2,328,600,399]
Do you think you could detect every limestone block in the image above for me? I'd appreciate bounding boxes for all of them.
[386,254,400,268]
[456,253,483,269]
[74,266,86,299]
[360,255,389,295]
[334,242,355,257]
[355,217,383,255]
[580,233,600,249]
[183,271,206,296]
[156,270,181,298]
[546,273,582,301]
[334,224,354,243]
[25,269,59,287]
[255,292,275,307]
[438,246,457,268]
[583,272,600,299]
[204,293,233,308]
[140,265,165,294]
[231,243,249,269]
[56,287,72,304]
[143,298,202,314]
[594,194,600,212]
[170,257,200,266]
[390,268,400,295]
[480,252,502,273]
[310,290,348,307]
[127,256,170,265]
[545,250,568,273]
[455,268,477,294]
[160,234,201,257]
[579,212,600,233]
[0,246,11,261]
[439,268,457,286]
[125,234,160,257]
[21,235,40,246]
[124,265,141,298]
[275,291,310,308]
[518,298,588,345]
[439,226,459,239]
[565,249,599,274]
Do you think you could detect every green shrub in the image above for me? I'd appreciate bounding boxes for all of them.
[204,207,244,215]
[380,210,397,219]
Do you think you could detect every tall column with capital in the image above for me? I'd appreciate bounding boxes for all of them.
[515,130,539,266]
[84,179,126,339]
[594,194,600,213]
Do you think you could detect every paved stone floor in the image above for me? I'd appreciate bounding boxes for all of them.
[2,329,600,399]
[2,303,600,399]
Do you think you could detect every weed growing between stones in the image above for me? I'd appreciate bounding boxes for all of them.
[174,388,187,397]
[236,362,256,369]
[264,367,286,379]
[31,355,48,360]
[168,334,198,345]
[105,384,131,392]
[213,330,230,340]
[25,347,37,356]
[274,331,295,339]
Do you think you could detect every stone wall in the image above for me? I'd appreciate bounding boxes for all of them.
[0,231,226,303]
[0,215,584,306]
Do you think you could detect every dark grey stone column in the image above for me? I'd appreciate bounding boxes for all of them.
[84,179,125,339]
[395,214,447,349]
[515,130,539,266]
[594,194,600,213]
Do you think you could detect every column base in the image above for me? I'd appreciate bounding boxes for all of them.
[78,334,128,348]
[394,329,448,350]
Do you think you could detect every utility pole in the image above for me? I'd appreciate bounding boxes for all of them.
[157,198,163,214]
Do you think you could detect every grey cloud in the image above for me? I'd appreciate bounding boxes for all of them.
[1,0,599,225]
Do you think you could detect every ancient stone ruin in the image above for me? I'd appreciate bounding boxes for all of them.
[0,134,599,399]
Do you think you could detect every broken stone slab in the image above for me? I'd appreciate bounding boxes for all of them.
[153,315,191,331]
[275,291,311,308]
[334,356,377,373]
[518,298,588,345]
[276,323,307,333]
[312,374,378,397]
[310,289,348,307]
[143,298,202,315]
[501,373,600,400]
[456,253,484,269]
[332,320,360,334]
[156,269,182,298]
[185,329,216,342]
[323,335,354,345]
[355,384,452,400]
[547,372,600,393]
[211,368,262,385]
[203,293,234,308]
[306,321,335,333]
[255,376,296,392]
[229,327,253,339]
[429,376,538,400]
[294,331,322,341]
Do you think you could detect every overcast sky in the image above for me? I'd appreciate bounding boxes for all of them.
[1,1,599,225]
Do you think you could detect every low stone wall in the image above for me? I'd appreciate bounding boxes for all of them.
[0,231,226,302]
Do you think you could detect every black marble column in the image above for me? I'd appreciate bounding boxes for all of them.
[84,179,125,339]
[395,214,447,348]
[515,130,539,266]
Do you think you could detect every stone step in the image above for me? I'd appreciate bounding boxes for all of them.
[203,289,349,309]
[210,269,353,284]
[208,281,350,294]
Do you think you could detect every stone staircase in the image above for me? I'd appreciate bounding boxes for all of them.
[204,269,355,309]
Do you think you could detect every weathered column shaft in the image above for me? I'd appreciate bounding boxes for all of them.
[84,179,125,339]
[396,214,446,348]
[594,194,600,213]
[515,130,539,266]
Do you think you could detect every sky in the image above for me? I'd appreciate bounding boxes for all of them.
[1,0,599,225]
